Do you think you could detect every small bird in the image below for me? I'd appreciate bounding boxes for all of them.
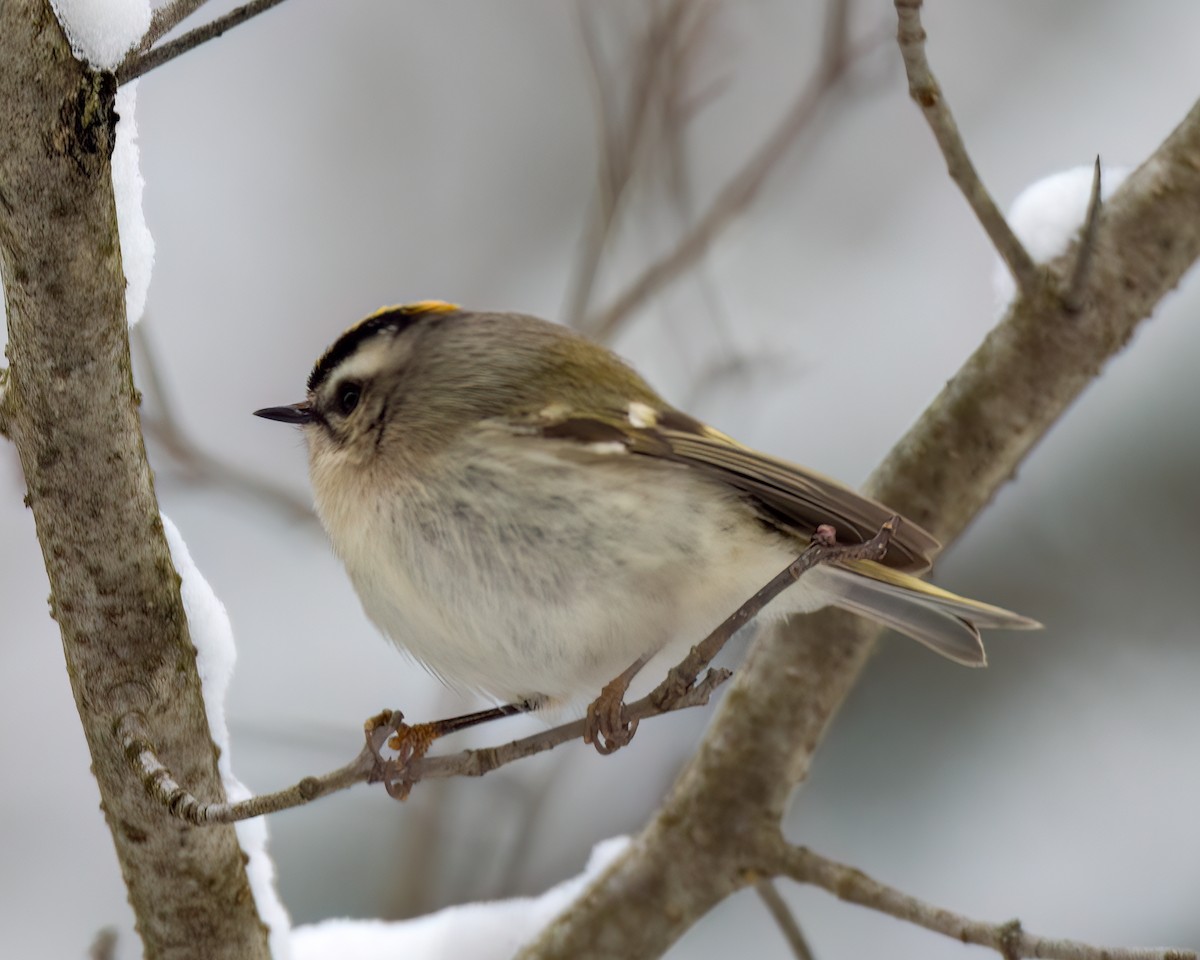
[255,302,1038,741]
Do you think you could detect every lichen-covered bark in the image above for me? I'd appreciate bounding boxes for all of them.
[517,96,1200,960]
[0,4,270,958]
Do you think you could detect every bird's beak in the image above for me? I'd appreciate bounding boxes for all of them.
[253,402,315,424]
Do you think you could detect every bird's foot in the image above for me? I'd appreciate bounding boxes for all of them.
[363,709,437,800]
[584,657,648,755]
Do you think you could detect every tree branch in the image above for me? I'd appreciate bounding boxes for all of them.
[580,4,879,342]
[1064,156,1104,312]
[894,0,1042,296]
[137,0,213,52]
[563,0,699,328]
[117,0,292,83]
[88,928,120,960]
[0,365,10,438]
[771,844,1195,960]
[869,95,1200,543]
[755,880,817,960]
[516,55,1200,960]
[126,523,893,822]
[0,2,269,957]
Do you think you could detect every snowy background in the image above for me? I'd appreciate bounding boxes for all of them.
[2,1,1199,957]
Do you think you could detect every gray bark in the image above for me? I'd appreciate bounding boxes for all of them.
[0,4,271,958]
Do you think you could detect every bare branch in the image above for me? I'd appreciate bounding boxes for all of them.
[123,664,724,824]
[0,3,268,953]
[894,0,1041,296]
[564,0,708,327]
[410,670,722,783]
[772,844,1195,960]
[818,0,854,79]
[120,711,371,824]
[117,0,292,83]
[0,365,10,438]
[869,99,1200,543]
[516,93,1200,960]
[650,521,890,711]
[87,928,119,960]
[1064,156,1104,312]
[582,6,881,342]
[755,880,817,960]
[136,0,212,53]
[127,523,893,822]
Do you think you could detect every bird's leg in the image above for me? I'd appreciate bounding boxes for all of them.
[584,655,650,755]
[364,699,540,799]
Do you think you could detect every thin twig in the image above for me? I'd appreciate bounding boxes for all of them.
[771,843,1194,960]
[657,0,737,354]
[137,0,212,53]
[564,0,700,328]
[1064,156,1104,312]
[88,928,119,960]
[121,668,725,824]
[117,0,292,83]
[120,711,369,824]
[0,365,10,438]
[755,880,817,960]
[649,520,893,713]
[562,4,645,329]
[818,0,854,79]
[583,8,880,342]
[894,0,1041,296]
[125,521,895,822]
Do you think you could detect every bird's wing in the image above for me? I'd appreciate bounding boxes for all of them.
[503,401,941,573]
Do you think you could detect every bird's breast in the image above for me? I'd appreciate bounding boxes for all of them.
[310,435,812,705]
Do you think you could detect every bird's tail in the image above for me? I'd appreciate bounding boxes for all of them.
[814,559,1041,666]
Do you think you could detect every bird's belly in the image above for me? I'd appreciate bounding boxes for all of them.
[330,454,822,708]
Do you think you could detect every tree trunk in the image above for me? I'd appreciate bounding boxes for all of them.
[0,4,271,958]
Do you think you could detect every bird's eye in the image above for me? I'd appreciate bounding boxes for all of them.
[335,381,362,416]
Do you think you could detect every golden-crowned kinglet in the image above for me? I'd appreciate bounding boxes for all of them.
[255,302,1038,713]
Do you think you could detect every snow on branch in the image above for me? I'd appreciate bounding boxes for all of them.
[994,161,1130,314]
[290,838,632,960]
[51,0,151,69]
[159,515,292,958]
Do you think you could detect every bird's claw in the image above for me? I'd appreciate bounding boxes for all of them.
[584,678,639,755]
[363,709,435,800]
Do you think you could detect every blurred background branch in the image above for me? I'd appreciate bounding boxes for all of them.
[755,880,817,960]
[579,0,885,343]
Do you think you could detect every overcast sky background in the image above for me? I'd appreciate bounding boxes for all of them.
[2,2,1199,957]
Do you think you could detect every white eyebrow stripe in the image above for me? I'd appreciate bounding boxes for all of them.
[317,336,407,396]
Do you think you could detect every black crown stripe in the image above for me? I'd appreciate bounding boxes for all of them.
[306,301,459,393]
